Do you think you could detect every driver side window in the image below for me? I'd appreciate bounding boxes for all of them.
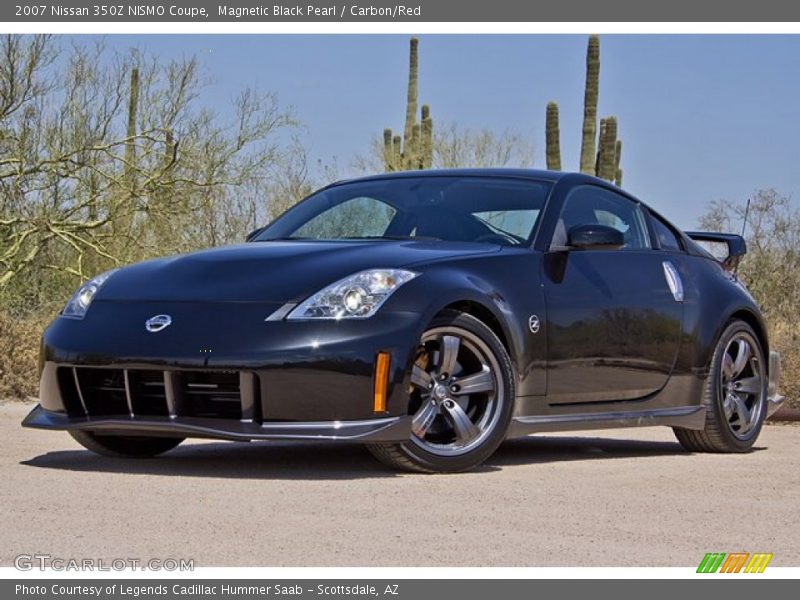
[551,186,651,250]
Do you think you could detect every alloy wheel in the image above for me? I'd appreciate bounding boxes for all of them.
[408,326,504,456]
[719,331,765,440]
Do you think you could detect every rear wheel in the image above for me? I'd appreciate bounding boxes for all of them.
[368,311,514,473]
[673,320,767,453]
[69,430,184,458]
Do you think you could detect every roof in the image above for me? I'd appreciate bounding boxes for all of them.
[331,168,575,186]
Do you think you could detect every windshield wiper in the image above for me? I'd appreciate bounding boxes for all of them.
[471,216,526,243]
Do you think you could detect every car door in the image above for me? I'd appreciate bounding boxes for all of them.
[542,185,683,404]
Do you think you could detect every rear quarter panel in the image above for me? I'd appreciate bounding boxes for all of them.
[672,252,769,380]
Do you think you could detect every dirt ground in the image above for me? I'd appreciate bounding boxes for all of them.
[1,402,797,567]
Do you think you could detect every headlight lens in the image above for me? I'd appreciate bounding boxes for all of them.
[286,269,419,320]
[61,269,118,319]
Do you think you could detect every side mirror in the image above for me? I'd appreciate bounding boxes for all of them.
[245,226,265,242]
[567,224,624,250]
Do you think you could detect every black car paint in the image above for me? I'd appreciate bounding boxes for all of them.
[24,169,769,442]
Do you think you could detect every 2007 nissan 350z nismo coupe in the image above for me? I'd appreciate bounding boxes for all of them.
[23,169,785,472]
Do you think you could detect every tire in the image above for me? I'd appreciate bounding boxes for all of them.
[368,310,515,473]
[673,320,767,453]
[69,430,184,458]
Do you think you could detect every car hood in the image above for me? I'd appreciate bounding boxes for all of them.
[97,240,500,303]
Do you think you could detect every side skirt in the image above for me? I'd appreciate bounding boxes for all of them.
[507,405,706,438]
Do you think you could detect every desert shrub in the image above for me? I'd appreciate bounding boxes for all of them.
[700,189,800,407]
[770,321,800,408]
[0,310,51,400]
[0,36,311,401]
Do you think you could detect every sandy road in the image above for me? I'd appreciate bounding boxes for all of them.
[1,402,798,567]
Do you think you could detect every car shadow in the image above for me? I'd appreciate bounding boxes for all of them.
[20,441,409,480]
[19,433,763,480]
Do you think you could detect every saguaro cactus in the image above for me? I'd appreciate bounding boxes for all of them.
[545,35,624,181]
[392,135,402,167]
[421,104,433,169]
[403,38,419,158]
[597,116,618,181]
[383,37,433,172]
[595,117,607,176]
[545,101,562,171]
[383,128,394,170]
[408,123,421,170]
[579,35,600,175]
[614,140,623,186]
[124,66,140,191]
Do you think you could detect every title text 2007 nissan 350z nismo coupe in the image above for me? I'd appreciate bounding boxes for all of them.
[23,169,785,472]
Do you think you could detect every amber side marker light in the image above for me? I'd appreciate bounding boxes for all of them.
[374,352,391,413]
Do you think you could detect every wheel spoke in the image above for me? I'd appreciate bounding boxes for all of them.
[441,401,479,444]
[453,366,494,396]
[410,365,432,390]
[731,394,752,432]
[411,399,438,438]
[438,335,460,376]
[722,353,735,381]
[734,376,762,395]
[723,393,736,419]
[731,339,751,378]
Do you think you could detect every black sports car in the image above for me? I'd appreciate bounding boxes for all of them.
[23,169,784,472]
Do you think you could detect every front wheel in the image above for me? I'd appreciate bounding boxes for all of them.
[673,320,767,453]
[368,311,515,473]
[69,430,185,458]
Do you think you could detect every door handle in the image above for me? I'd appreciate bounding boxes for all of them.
[662,261,684,302]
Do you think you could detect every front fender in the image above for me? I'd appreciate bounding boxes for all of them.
[387,250,546,397]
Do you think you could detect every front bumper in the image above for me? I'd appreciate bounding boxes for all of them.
[767,350,785,418]
[25,303,424,443]
[22,404,412,442]
[34,303,425,423]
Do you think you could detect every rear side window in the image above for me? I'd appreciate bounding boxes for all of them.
[651,214,683,251]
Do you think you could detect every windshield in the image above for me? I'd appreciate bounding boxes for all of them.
[255,176,552,246]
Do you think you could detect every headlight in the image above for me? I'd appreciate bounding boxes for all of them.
[61,269,118,319]
[286,269,419,320]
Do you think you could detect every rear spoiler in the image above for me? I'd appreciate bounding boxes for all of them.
[685,231,747,271]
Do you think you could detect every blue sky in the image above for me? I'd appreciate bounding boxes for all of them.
[84,35,800,229]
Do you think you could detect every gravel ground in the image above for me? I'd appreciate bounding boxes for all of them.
[1,402,798,567]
